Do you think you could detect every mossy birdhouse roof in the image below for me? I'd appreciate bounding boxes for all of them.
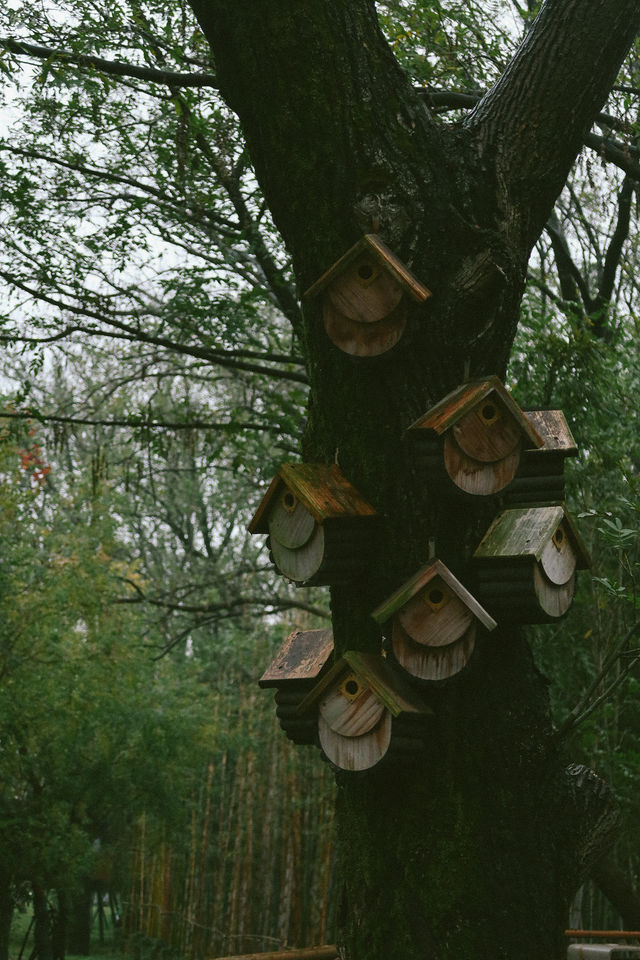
[407,376,544,448]
[258,628,334,688]
[523,409,578,455]
[248,463,377,535]
[303,234,431,303]
[371,558,497,630]
[473,505,591,567]
[297,651,433,719]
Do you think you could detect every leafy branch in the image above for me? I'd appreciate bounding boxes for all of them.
[554,619,640,741]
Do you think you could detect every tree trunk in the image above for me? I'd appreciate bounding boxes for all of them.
[187,1,640,956]
[0,876,12,960]
[32,884,53,960]
[66,884,91,957]
[51,892,67,960]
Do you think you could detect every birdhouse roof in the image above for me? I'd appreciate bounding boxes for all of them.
[297,651,433,719]
[248,463,377,534]
[407,376,544,448]
[303,234,431,303]
[371,558,497,631]
[258,628,334,688]
[522,409,578,455]
[473,505,591,568]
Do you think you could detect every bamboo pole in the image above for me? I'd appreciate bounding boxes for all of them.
[239,749,256,950]
[139,812,146,930]
[195,761,215,958]
[184,804,198,956]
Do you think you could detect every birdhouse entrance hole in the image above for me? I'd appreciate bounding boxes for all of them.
[553,525,565,548]
[422,585,448,611]
[281,490,297,513]
[340,673,363,702]
[356,259,378,285]
[480,402,500,426]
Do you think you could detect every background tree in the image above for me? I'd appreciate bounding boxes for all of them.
[0,416,217,960]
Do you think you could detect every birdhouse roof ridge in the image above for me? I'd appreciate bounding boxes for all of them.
[297,651,433,718]
[371,557,497,630]
[248,462,377,534]
[522,409,578,455]
[407,376,544,449]
[303,233,431,302]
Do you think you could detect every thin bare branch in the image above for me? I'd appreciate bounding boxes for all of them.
[0,37,218,88]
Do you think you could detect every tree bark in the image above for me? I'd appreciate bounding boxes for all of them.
[186,2,640,957]
[32,883,53,960]
[51,892,67,960]
[0,876,12,960]
[66,884,91,957]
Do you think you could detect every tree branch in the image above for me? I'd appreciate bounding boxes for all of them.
[0,144,240,233]
[0,409,279,433]
[592,175,634,337]
[586,131,640,180]
[0,37,217,88]
[0,272,308,384]
[465,0,640,248]
[592,855,640,928]
[554,620,640,741]
[545,212,594,310]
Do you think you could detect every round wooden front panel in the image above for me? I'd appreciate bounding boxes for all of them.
[392,620,476,681]
[397,581,473,647]
[318,710,392,771]
[322,298,406,357]
[452,397,521,463]
[443,432,521,495]
[270,524,325,583]
[533,563,575,618]
[539,523,577,585]
[327,256,403,323]
[318,680,385,737]
[268,492,316,549]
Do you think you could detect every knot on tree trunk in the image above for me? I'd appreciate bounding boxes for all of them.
[564,763,621,887]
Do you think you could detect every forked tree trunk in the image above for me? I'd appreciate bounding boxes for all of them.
[188,1,640,957]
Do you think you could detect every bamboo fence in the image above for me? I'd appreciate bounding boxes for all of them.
[125,654,337,958]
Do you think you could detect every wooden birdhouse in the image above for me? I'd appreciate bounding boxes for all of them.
[304,234,431,357]
[259,628,334,745]
[248,463,379,585]
[407,376,544,497]
[371,559,497,682]
[297,651,433,771]
[472,505,591,622]
[407,376,544,496]
[504,409,578,506]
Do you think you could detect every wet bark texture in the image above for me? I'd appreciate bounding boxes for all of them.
[187,1,640,957]
[66,883,92,956]
[0,877,12,960]
[32,883,53,960]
